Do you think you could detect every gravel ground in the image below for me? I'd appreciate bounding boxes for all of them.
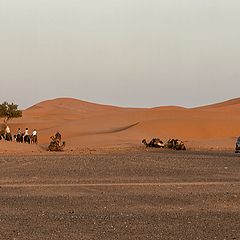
[0,149,240,240]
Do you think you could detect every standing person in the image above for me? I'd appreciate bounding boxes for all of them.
[31,129,38,144]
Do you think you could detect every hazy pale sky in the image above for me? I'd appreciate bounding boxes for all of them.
[0,0,239,109]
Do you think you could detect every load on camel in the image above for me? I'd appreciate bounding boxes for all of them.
[142,138,186,150]
[48,132,66,151]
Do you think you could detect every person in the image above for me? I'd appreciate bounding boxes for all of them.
[55,132,61,141]
[23,128,30,144]
[5,125,11,134]
[5,125,12,141]
[24,128,29,137]
[16,128,23,143]
[17,128,21,135]
[31,129,38,144]
[32,129,37,136]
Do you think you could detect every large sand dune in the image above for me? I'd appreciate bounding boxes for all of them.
[2,97,240,152]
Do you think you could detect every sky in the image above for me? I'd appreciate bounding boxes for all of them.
[0,0,240,109]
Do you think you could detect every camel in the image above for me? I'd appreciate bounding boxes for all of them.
[0,133,5,141]
[5,133,12,141]
[24,135,31,144]
[31,135,38,144]
[48,132,65,151]
[0,126,6,140]
[164,139,175,149]
[15,133,23,143]
[164,139,186,150]
[142,138,164,148]
[175,140,186,150]
[48,141,65,151]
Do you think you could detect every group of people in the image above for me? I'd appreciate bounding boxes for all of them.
[15,127,38,144]
[1,125,38,144]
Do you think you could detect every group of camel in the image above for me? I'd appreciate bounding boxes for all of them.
[2,124,184,152]
[0,132,38,144]
[14,133,37,144]
[142,138,186,150]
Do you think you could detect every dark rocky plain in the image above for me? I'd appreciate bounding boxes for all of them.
[0,149,240,240]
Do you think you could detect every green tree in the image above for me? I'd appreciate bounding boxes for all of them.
[0,101,22,124]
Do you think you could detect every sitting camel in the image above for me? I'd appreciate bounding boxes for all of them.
[142,138,164,148]
[164,139,186,150]
[48,132,65,151]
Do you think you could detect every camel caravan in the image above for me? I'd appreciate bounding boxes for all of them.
[142,138,186,150]
[0,124,66,152]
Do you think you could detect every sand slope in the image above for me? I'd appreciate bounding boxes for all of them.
[2,97,240,151]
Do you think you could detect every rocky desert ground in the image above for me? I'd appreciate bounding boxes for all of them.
[0,149,239,240]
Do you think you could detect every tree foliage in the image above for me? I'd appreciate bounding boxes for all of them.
[0,101,22,123]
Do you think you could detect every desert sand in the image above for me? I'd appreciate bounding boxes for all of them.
[1,99,240,239]
[1,97,240,153]
[0,150,240,239]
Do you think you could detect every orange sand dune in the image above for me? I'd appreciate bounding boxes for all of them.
[194,98,240,112]
[1,97,240,152]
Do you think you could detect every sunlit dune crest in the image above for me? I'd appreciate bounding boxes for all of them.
[193,97,240,111]
[26,97,120,112]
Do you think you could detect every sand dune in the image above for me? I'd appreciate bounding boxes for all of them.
[1,97,240,152]
[194,97,240,111]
